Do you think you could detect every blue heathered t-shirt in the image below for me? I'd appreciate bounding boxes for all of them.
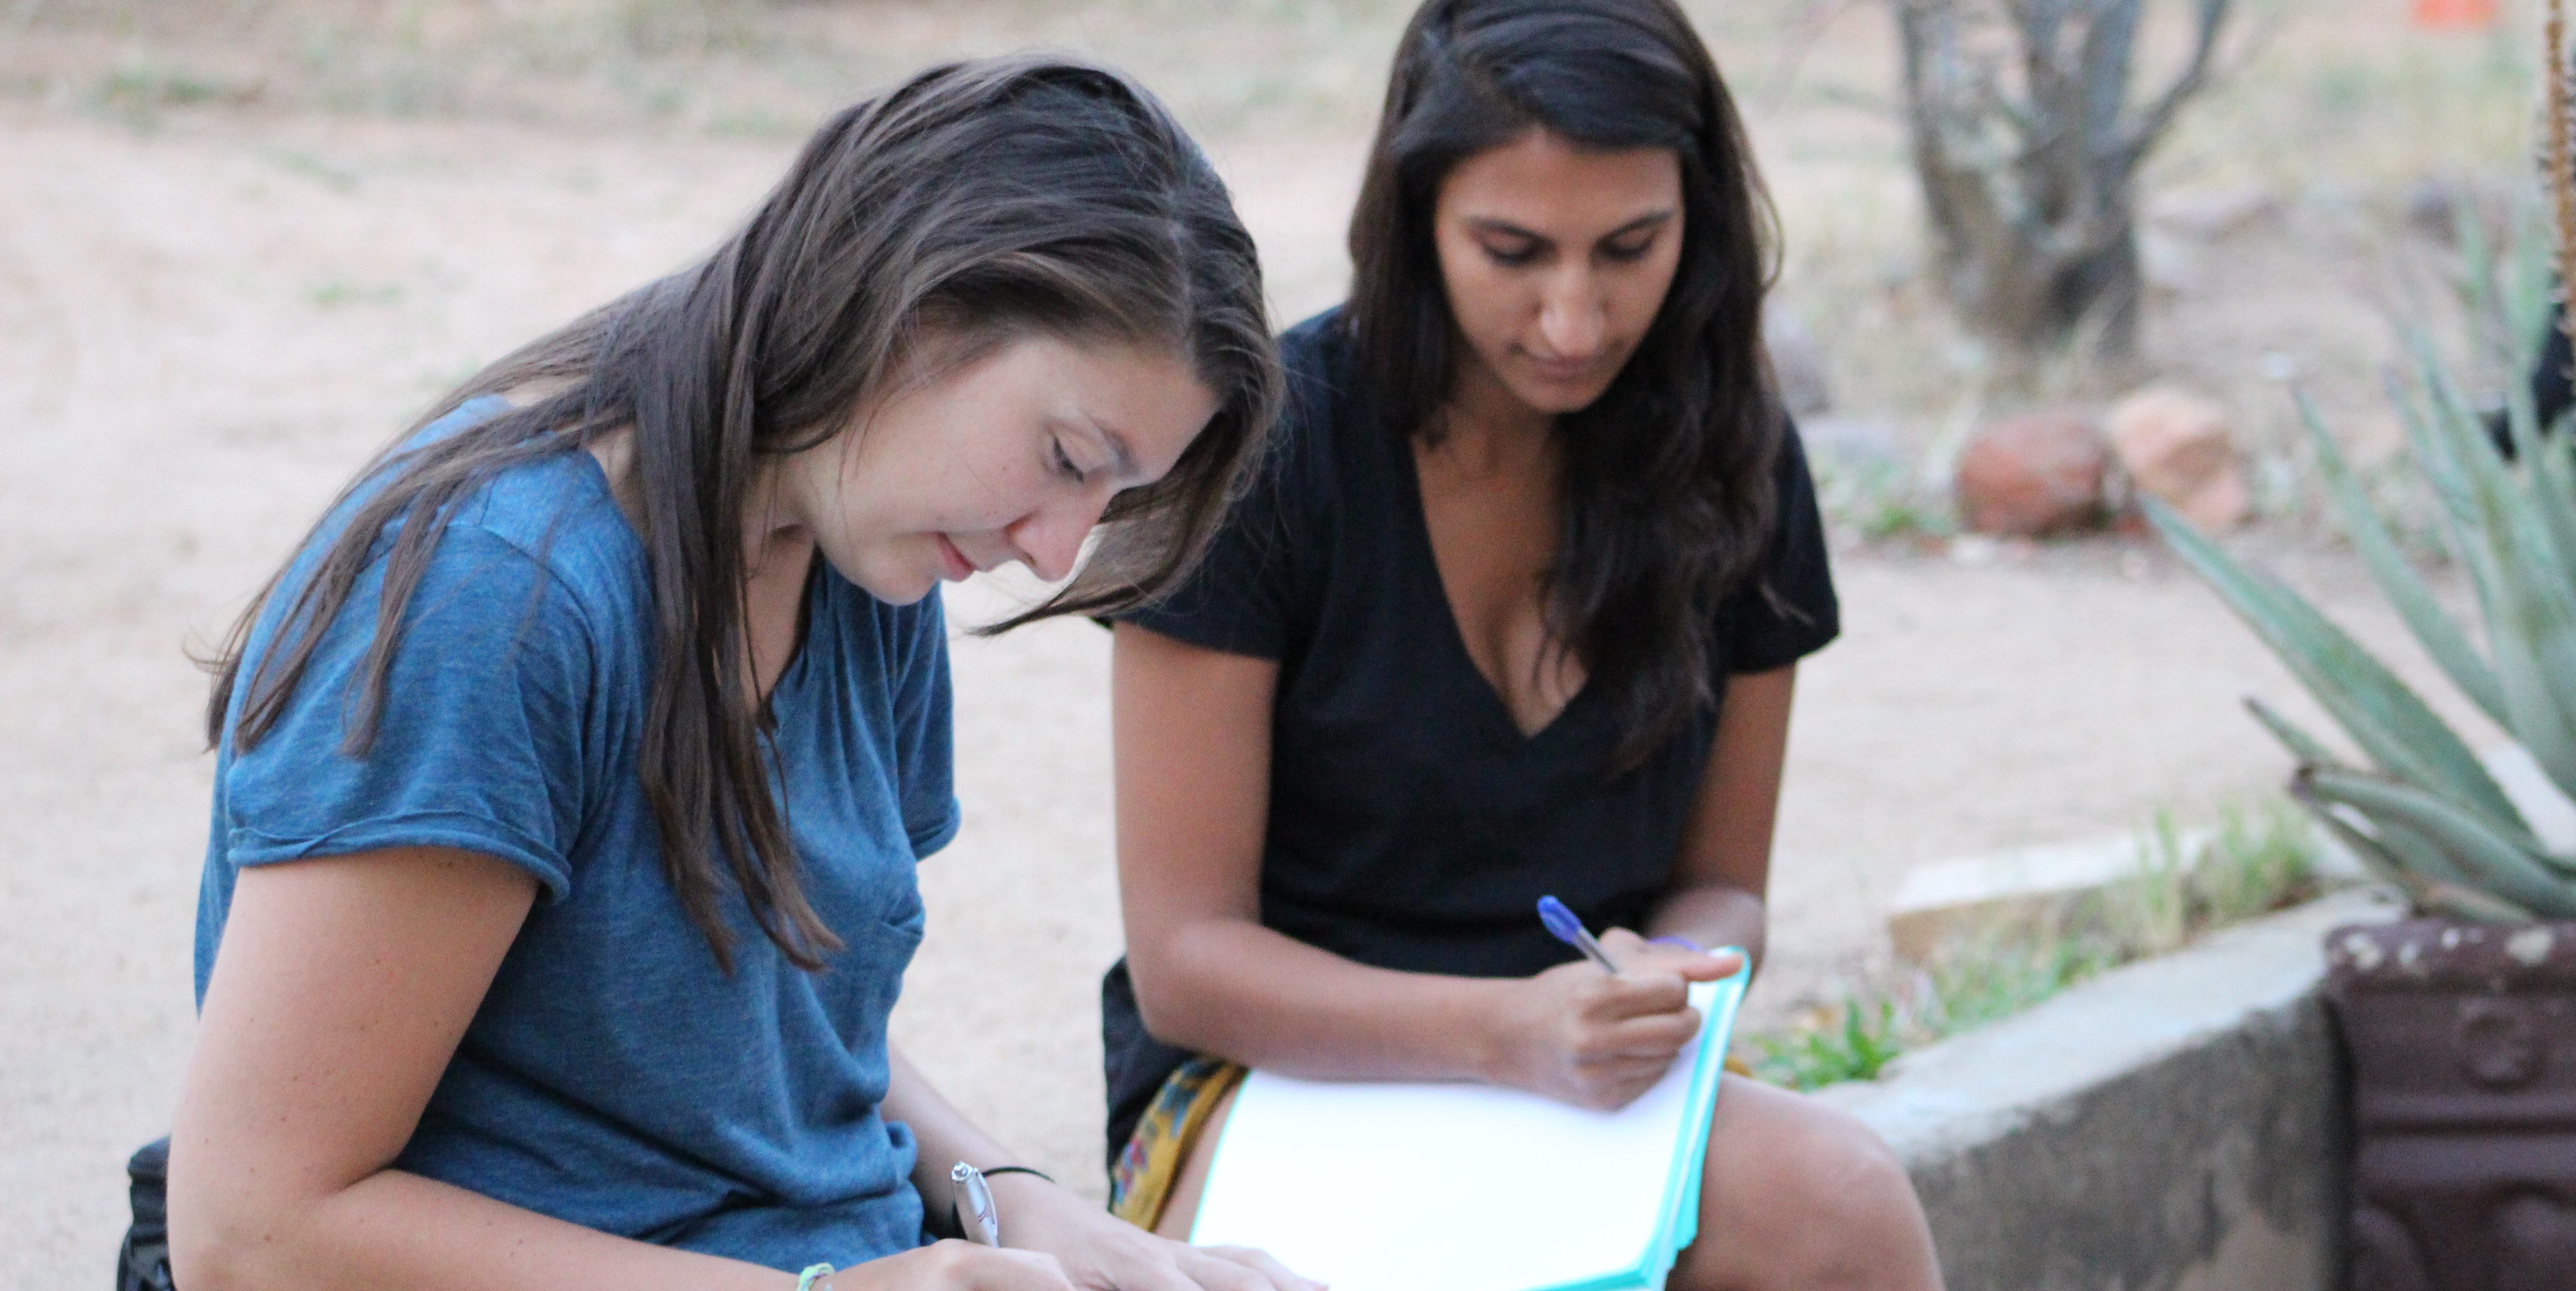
[193,399,960,1268]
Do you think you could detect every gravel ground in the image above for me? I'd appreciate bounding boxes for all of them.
[0,110,2475,1289]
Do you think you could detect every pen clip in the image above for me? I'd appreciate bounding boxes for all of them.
[951,1161,1001,1247]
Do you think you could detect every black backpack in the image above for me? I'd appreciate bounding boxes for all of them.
[118,1138,175,1291]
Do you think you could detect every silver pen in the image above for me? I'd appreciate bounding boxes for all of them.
[951,1161,1002,1247]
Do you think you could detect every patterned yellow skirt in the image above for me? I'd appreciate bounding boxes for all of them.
[1107,1056,1246,1231]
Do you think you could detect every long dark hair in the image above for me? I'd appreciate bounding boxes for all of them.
[206,56,1279,971]
[1346,0,1782,772]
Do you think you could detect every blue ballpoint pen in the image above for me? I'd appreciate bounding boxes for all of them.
[1537,895,1622,974]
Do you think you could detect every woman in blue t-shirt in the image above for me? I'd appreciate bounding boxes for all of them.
[165,57,1315,1291]
[1103,4,1944,1289]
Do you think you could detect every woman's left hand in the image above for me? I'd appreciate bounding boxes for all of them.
[1597,928,1744,982]
[987,1173,1324,1291]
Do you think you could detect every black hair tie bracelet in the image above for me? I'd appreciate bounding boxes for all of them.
[948,1165,1058,1240]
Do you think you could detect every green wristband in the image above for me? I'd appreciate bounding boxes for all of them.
[797,1263,835,1291]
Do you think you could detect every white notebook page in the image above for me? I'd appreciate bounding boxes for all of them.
[1188,980,1725,1291]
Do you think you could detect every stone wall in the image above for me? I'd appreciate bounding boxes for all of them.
[1815,891,2398,1291]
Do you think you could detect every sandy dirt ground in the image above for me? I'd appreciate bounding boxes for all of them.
[0,107,2487,1288]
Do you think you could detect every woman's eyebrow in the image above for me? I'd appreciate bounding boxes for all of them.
[1462,210,1677,242]
[1464,217,1550,241]
[1602,210,1677,238]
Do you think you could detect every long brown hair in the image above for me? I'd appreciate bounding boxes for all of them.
[1345,0,1783,772]
[206,57,1279,970]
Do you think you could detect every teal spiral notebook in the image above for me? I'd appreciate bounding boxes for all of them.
[1187,964,1751,1291]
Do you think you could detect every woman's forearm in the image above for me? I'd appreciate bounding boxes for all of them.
[1112,629,1519,1083]
[1653,667,1795,976]
[1646,881,1767,972]
[1131,916,1516,1083]
[886,1045,1035,1208]
[172,851,794,1291]
[175,1164,790,1291]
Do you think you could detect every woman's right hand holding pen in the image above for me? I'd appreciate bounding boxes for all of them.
[1484,929,1741,1112]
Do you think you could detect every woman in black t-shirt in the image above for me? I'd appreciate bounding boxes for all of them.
[1103,2,1943,1288]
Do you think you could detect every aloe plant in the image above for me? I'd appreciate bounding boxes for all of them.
[2146,216,2576,923]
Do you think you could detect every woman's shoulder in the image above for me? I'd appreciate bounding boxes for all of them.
[256,422,637,669]
[1710,411,1839,674]
[354,398,645,613]
[1275,306,1359,440]
[439,456,645,627]
[1277,306,1352,382]
[1104,310,1370,652]
[1257,306,1384,503]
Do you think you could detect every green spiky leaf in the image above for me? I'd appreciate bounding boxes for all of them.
[2415,357,2576,804]
[2289,781,2532,921]
[2302,767,2576,917]
[2299,394,2508,726]
[2243,695,2345,769]
[2146,496,2527,830]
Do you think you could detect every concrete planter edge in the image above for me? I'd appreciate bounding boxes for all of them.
[1810,888,2402,1291]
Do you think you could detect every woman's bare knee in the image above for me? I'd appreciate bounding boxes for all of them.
[1793,1098,1917,1216]
[1679,1082,1942,1291]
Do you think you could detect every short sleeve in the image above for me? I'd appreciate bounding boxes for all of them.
[1716,418,1841,674]
[221,526,594,901]
[886,593,959,858]
[1114,349,1336,660]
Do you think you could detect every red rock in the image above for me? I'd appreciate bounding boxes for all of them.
[1954,411,2110,536]
[2109,387,2248,530]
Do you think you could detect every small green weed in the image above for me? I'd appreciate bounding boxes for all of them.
[1744,797,2331,1091]
[1813,454,1955,544]
[90,59,259,126]
[1920,932,2118,1034]
[2189,798,2327,926]
[2098,810,2196,958]
[1749,997,1905,1089]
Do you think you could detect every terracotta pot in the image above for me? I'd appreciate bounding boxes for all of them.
[2323,919,2576,1291]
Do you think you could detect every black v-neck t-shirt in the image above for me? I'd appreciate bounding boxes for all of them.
[1100,309,1839,1159]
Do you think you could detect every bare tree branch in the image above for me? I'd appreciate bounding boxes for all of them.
[2117,0,2234,172]
[1891,0,2234,355]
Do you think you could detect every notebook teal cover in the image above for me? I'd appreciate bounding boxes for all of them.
[1189,961,1751,1291]
[1549,964,1747,1291]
